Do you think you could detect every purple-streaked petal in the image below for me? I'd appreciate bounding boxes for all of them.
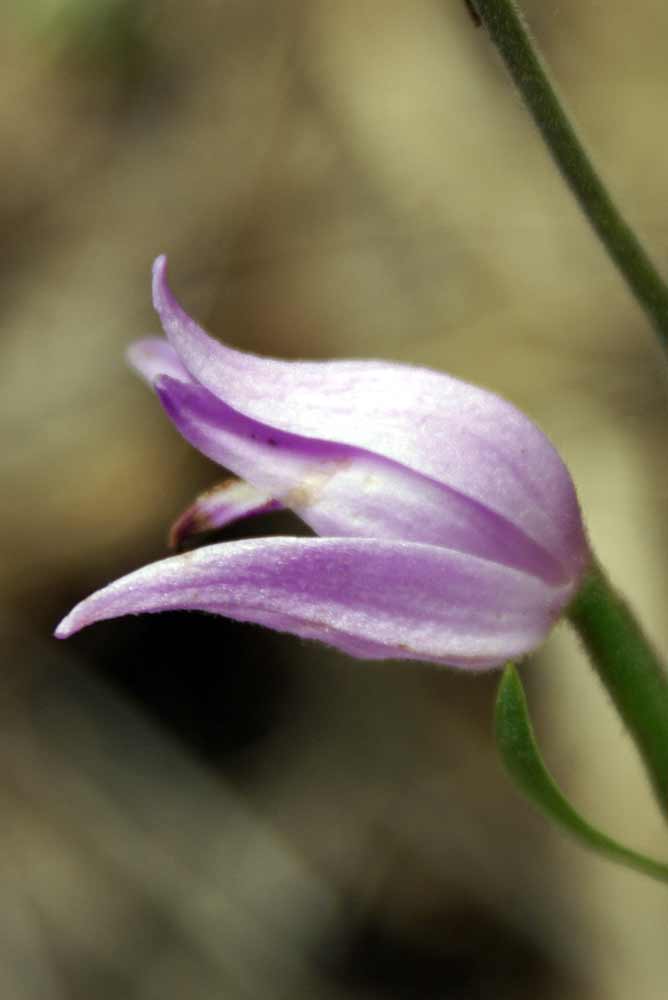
[156,375,567,585]
[54,537,573,669]
[169,478,282,549]
[152,256,587,581]
[126,337,191,385]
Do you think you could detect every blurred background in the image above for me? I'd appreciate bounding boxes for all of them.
[4,0,668,996]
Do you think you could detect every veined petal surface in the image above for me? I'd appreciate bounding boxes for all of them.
[156,375,568,585]
[152,256,587,581]
[54,537,572,669]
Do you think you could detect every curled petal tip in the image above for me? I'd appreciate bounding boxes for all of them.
[126,337,190,385]
[169,510,194,551]
[168,479,281,550]
[151,254,170,310]
[168,503,211,550]
[151,255,197,346]
[54,613,78,640]
[152,253,168,278]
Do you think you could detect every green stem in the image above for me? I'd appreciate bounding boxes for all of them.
[568,562,668,817]
[472,0,668,351]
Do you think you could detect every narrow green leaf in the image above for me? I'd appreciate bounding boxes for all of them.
[495,664,668,884]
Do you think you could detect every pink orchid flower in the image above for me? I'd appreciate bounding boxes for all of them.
[56,257,590,669]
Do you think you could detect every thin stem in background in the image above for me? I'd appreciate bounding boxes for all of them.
[471,0,668,353]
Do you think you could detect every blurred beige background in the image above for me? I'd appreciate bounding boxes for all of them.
[4,1,668,997]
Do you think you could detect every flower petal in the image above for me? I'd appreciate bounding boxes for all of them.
[126,337,191,385]
[156,375,567,585]
[152,256,587,581]
[54,537,572,669]
[169,478,282,549]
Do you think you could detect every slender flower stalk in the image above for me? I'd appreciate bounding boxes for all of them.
[55,257,591,669]
[472,0,668,352]
[567,562,668,817]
